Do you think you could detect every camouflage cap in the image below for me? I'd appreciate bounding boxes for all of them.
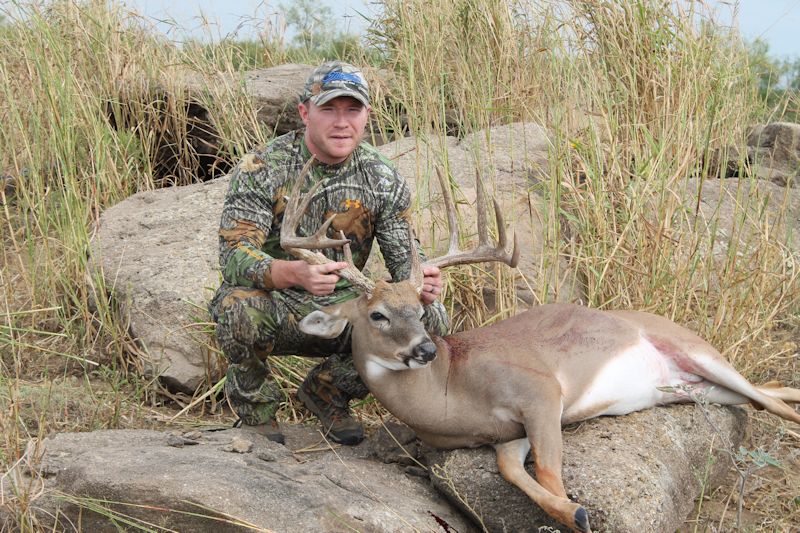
[301,61,370,107]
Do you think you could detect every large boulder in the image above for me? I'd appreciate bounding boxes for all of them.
[378,124,584,305]
[710,122,799,187]
[91,178,225,392]
[687,177,800,257]
[17,405,745,533]
[746,122,800,187]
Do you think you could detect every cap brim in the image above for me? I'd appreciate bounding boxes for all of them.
[311,89,370,107]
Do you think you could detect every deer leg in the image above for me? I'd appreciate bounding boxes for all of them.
[757,382,800,403]
[526,417,569,499]
[494,439,590,533]
[691,355,800,424]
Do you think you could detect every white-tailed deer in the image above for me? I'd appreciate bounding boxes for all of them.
[281,159,800,533]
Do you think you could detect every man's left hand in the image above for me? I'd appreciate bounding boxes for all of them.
[421,266,443,305]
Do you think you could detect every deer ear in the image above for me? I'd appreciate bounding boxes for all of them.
[299,307,349,339]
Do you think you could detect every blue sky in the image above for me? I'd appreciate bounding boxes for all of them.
[124,0,800,59]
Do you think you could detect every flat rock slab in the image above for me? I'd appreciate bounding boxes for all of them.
[19,405,746,533]
[425,404,746,533]
[30,426,471,533]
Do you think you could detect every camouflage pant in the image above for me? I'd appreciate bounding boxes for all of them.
[209,283,449,426]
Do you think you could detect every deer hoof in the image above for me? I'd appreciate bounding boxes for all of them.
[574,506,591,533]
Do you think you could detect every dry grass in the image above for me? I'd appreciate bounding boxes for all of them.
[1,0,799,531]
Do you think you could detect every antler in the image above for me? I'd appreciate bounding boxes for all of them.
[413,167,520,276]
[280,157,376,295]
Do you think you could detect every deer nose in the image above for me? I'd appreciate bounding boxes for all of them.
[414,341,437,362]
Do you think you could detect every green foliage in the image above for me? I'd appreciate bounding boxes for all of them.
[280,0,335,51]
[746,38,800,120]
[736,446,782,469]
[278,0,367,62]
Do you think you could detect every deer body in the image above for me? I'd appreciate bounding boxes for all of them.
[350,300,798,443]
[305,288,800,532]
[284,161,800,533]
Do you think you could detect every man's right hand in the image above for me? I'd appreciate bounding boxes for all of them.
[270,260,348,295]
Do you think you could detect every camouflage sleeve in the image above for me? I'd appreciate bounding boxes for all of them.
[372,165,427,282]
[218,153,279,289]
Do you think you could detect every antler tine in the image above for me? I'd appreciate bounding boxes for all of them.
[475,168,489,246]
[279,157,375,294]
[424,167,520,270]
[408,226,424,292]
[281,157,350,250]
[435,166,460,256]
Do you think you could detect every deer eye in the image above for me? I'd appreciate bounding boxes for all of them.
[370,311,388,322]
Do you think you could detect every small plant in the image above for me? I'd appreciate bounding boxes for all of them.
[661,384,787,531]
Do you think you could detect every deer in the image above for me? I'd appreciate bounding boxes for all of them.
[279,158,800,533]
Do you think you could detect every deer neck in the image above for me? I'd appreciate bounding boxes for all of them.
[351,334,469,428]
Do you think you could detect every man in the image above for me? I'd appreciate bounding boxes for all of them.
[209,61,449,445]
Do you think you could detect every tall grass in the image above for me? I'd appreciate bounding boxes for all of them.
[1,0,798,530]
[371,0,798,369]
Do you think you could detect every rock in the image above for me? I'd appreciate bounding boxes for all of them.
[224,436,253,453]
[378,123,585,305]
[18,406,746,533]
[366,421,419,466]
[709,122,800,186]
[424,404,746,533]
[91,178,225,392]
[166,434,199,447]
[246,64,314,134]
[27,427,471,533]
[685,177,800,263]
[746,123,800,187]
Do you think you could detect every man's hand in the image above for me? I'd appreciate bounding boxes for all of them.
[420,266,443,305]
[270,260,348,295]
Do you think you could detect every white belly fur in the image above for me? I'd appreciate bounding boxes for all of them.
[561,335,678,421]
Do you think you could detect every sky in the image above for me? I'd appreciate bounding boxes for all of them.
[122,1,800,59]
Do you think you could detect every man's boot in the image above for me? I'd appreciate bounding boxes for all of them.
[225,359,286,445]
[297,375,364,445]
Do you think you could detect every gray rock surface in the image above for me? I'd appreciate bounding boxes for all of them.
[425,404,746,533]
[688,177,800,255]
[212,63,311,136]
[746,122,800,187]
[28,426,471,533]
[91,178,225,392]
[711,122,799,187]
[20,405,746,533]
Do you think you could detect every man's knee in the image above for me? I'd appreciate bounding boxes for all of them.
[212,287,280,363]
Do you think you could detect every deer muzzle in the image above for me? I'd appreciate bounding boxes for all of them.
[413,341,438,363]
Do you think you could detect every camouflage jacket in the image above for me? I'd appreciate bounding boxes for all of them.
[218,131,422,292]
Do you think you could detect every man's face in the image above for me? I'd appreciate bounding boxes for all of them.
[298,96,370,165]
